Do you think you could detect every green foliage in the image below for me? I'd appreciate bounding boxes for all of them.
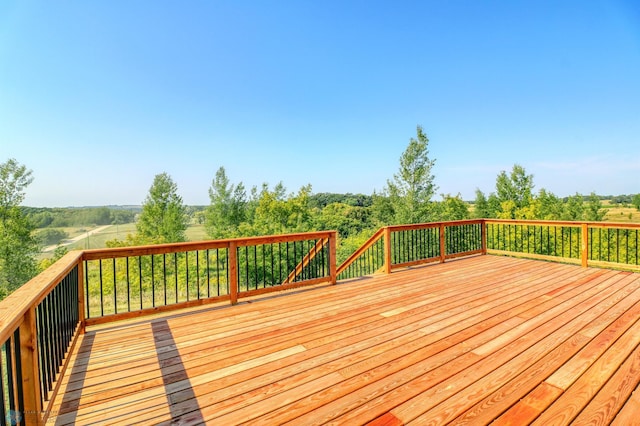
[37,228,69,246]
[26,206,136,228]
[584,192,605,222]
[473,189,491,219]
[370,191,395,226]
[309,193,373,209]
[534,189,563,220]
[478,165,607,223]
[561,194,584,220]
[385,125,437,224]
[38,246,69,271]
[314,202,373,238]
[136,172,188,243]
[494,164,534,219]
[632,194,640,211]
[247,183,314,235]
[435,194,469,221]
[205,167,247,238]
[0,159,39,299]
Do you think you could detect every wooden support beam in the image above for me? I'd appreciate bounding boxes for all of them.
[581,223,589,268]
[19,308,43,426]
[229,242,238,305]
[439,223,446,263]
[384,227,392,274]
[481,220,488,255]
[329,232,337,284]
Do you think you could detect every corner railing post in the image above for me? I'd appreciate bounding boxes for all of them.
[581,223,589,268]
[329,232,337,284]
[229,241,238,305]
[20,307,43,425]
[384,227,392,274]
[77,258,86,334]
[439,223,446,263]
[481,220,488,255]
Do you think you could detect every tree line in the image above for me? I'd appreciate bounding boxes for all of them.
[1,125,639,298]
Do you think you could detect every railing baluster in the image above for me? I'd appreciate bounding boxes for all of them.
[163,254,168,305]
[112,258,117,314]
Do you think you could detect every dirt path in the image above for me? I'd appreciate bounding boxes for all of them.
[43,225,112,252]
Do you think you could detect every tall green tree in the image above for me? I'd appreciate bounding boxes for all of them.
[473,189,491,218]
[494,164,534,219]
[205,167,247,238]
[136,172,188,243]
[583,192,605,221]
[0,159,39,298]
[632,194,640,211]
[385,125,437,224]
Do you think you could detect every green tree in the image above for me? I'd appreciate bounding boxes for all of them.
[436,193,470,221]
[385,125,437,224]
[494,164,534,219]
[535,189,563,220]
[0,159,39,298]
[314,202,372,238]
[205,167,247,238]
[36,228,69,246]
[136,172,188,243]
[473,189,491,218]
[561,193,585,221]
[247,183,313,235]
[583,192,605,221]
[632,194,640,211]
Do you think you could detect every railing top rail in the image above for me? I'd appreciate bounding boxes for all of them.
[484,218,640,229]
[82,230,337,260]
[0,250,82,344]
[387,219,484,233]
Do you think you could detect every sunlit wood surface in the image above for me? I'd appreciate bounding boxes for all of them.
[50,255,640,425]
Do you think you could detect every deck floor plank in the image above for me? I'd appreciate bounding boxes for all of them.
[49,255,640,425]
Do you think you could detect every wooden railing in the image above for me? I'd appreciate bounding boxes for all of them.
[2,219,639,423]
[0,231,336,424]
[82,231,337,325]
[485,219,640,271]
[337,219,485,279]
[0,251,83,425]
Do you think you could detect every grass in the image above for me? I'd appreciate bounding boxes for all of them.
[41,223,209,256]
[602,204,640,223]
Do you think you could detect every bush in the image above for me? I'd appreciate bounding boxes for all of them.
[37,228,69,246]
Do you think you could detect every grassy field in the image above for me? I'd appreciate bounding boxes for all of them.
[41,223,210,256]
[601,201,640,223]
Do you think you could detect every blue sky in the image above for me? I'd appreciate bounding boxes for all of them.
[1,1,639,207]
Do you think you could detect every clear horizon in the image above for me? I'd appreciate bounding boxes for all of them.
[2,1,639,207]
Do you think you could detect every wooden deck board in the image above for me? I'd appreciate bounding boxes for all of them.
[49,255,640,425]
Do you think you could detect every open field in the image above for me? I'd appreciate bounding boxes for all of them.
[39,223,209,256]
[602,203,640,223]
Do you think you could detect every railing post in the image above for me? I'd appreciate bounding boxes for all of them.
[20,307,43,425]
[581,223,589,268]
[481,220,487,255]
[329,232,337,284]
[384,227,392,274]
[77,259,86,334]
[439,223,446,263]
[229,242,238,305]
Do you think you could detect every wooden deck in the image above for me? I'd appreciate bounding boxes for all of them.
[50,255,640,425]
